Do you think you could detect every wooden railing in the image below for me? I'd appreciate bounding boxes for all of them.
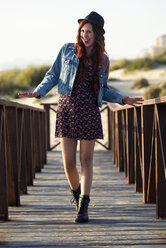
[0,99,47,221]
[107,96,166,219]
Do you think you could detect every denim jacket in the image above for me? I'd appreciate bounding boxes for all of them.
[34,43,123,107]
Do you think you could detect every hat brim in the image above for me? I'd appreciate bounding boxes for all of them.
[78,18,84,23]
[77,18,105,33]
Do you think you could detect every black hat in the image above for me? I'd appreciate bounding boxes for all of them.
[78,11,105,33]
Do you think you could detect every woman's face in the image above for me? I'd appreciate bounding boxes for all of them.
[80,23,95,50]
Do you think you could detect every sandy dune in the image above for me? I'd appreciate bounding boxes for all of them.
[109,64,166,97]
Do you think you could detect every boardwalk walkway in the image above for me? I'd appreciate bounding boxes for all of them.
[0,149,166,248]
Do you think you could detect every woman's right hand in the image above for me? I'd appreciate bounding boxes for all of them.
[18,92,40,98]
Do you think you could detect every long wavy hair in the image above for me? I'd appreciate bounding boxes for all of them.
[75,20,109,92]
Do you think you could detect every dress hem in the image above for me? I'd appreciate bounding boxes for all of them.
[55,134,104,140]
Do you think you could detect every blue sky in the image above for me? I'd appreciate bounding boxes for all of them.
[0,0,166,69]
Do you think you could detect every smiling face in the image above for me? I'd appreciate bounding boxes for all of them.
[80,23,96,52]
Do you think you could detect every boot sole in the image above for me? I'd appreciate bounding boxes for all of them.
[75,218,89,223]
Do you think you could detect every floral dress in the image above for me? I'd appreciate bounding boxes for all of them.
[55,65,103,140]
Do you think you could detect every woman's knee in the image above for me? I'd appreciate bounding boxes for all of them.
[64,160,76,173]
[80,155,93,168]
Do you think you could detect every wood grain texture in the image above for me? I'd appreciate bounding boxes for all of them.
[0,149,166,248]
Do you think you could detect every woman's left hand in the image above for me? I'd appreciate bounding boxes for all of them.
[122,96,144,106]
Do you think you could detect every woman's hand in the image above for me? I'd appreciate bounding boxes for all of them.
[122,96,144,106]
[18,92,40,98]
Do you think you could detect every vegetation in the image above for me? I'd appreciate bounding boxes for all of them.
[0,65,50,98]
[143,78,166,100]
[154,50,166,64]
[132,78,149,89]
[161,81,166,88]
[143,84,162,100]
[110,50,166,72]
[160,88,166,97]
[110,57,157,73]
[110,59,130,72]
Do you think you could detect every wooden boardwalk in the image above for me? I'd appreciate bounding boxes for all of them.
[0,149,166,248]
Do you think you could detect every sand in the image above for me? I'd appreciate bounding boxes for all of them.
[109,64,166,97]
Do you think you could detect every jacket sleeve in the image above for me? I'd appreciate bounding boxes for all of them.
[34,44,65,98]
[102,56,124,105]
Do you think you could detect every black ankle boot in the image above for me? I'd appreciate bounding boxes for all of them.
[70,185,81,211]
[75,195,90,223]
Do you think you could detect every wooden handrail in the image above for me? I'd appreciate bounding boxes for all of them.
[107,96,166,219]
[107,96,166,112]
[0,99,47,221]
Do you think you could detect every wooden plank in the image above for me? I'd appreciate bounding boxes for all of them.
[117,111,124,172]
[126,108,135,184]
[114,112,118,168]
[0,150,166,247]
[0,99,45,112]
[5,106,20,206]
[17,108,27,195]
[110,111,115,164]
[107,107,111,150]
[141,105,154,203]
[107,96,166,112]
[33,111,41,173]
[155,104,166,219]
[134,107,142,193]
[41,112,47,165]
[122,110,127,177]
[24,109,34,186]
[0,106,8,220]
[43,105,50,150]
[147,113,156,203]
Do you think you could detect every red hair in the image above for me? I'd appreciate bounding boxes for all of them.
[75,20,109,92]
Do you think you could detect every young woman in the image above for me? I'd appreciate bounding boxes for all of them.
[19,11,143,223]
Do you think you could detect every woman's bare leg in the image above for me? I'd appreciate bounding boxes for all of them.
[80,140,95,195]
[61,137,79,190]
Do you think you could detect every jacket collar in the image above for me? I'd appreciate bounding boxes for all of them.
[68,43,78,56]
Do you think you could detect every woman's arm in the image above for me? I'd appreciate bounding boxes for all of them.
[18,44,66,98]
[102,56,143,106]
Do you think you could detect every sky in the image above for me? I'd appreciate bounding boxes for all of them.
[0,0,166,70]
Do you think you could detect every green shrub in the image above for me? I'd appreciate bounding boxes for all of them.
[108,77,120,81]
[160,88,166,96]
[124,57,157,72]
[143,84,162,99]
[109,59,130,72]
[161,81,166,88]
[0,65,50,98]
[0,68,24,94]
[132,78,149,89]
[154,50,166,64]
[110,57,157,72]
[15,65,50,87]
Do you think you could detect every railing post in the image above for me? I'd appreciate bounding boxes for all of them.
[117,110,124,172]
[107,106,111,150]
[122,110,127,177]
[33,111,41,172]
[111,110,115,164]
[0,105,8,220]
[141,104,155,204]
[17,108,27,194]
[134,107,142,193]
[155,104,166,219]
[5,106,20,206]
[24,109,34,186]
[43,104,50,151]
[126,108,135,184]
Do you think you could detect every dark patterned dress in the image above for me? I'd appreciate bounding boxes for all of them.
[55,65,103,140]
